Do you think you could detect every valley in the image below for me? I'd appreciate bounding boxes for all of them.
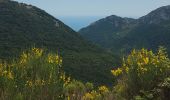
[0,0,170,99]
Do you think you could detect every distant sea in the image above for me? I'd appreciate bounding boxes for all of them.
[56,16,104,31]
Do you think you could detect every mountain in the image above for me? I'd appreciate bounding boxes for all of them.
[79,15,136,49]
[139,5,170,24]
[79,5,170,55]
[0,0,120,85]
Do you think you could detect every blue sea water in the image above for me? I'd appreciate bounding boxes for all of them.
[57,16,103,31]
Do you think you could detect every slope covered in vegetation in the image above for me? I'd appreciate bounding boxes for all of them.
[0,0,119,85]
[0,47,169,100]
[79,5,170,56]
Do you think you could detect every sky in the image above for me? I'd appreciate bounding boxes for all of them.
[14,0,170,30]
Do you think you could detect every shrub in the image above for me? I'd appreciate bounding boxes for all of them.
[0,48,66,100]
[112,47,170,99]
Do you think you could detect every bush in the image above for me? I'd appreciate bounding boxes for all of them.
[0,47,114,100]
[0,48,66,100]
[112,47,170,99]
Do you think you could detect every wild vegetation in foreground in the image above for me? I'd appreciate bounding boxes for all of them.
[0,47,170,100]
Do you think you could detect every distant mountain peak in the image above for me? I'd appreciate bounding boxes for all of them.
[89,15,122,25]
[105,15,122,20]
[139,5,170,24]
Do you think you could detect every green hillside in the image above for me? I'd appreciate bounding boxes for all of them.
[79,5,170,56]
[0,0,119,85]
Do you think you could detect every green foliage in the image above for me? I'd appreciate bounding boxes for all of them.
[64,80,114,100]
[112,47,170,99]
[85,82,94,91]
[0,47,115,100]
[0,48,65,100]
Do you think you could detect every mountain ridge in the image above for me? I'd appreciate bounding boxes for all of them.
[79,5,170,55]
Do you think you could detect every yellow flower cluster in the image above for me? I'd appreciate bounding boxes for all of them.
[1,70,14,80]
[0,63,14,80]
[60,73,71,86]
[82,90,102,100]
[83,92,94,100]
[32,47,43,57]
[20,48,43,64]
[111,68,123,76]
[7,71,13,79]
[47,54,62,65]
[112,47,170,78]
[126,48,155,74]
[128,48,151,66]
[26,80,33,87]
[82,85,110,100]
[20,52,28,64]
[157,47,168,60]
[98,85,109,93]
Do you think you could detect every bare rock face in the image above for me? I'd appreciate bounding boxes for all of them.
[25,5,33,9]
[55,20,60,27]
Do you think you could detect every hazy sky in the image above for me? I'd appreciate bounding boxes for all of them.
[14,0,170,18]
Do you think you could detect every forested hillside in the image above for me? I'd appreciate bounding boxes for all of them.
[0,0,170,100]
[0,0,119,85]
[79,5,170,56]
